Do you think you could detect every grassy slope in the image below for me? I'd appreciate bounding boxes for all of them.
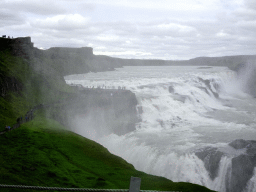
[0,115,214,192]
[0,48,215,192]
[0,50,75,130]
[0,50,30,127]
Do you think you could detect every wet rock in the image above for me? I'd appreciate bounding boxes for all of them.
[195,147,224,180]
[229,139,251,149]
[171,94,187,103]
[66,89,140,136]
[198,86,210,95]
[198,77,219,98]
[168,86,174,93]
[226,139,256,192]
[226,155,254,192]
[0,75,23,97]
[137,106,143,114]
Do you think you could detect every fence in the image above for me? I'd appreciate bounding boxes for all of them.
[0,184,129,191]
[0,177,178,192]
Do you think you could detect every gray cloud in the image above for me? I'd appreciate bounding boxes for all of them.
[244,0,256,10]
[30,14,90,31]
[0,0,66,15]
[1,0,256,60]
[0,9,25,27]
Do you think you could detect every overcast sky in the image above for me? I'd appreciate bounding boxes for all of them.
[0,0,256,60]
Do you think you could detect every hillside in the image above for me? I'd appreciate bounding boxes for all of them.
[0,115,215,192]
[0,37,215,191]
[0,48,76,129]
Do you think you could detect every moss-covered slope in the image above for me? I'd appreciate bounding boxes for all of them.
[0,49,76,130]
[0,115,214,192]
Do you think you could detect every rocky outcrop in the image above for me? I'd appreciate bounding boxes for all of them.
[196,140,256,192]
[228,139,255,150]
[46,88,139,136]
[226,139,256,192]
[195,147,224,180]
[0,74,23,97]
[198,78,219,98]
[0,37,34,59]
[74,88,139,135]
[168,86,174,93]
[43,47,122,76]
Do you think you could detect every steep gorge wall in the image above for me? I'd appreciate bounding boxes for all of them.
[0,74,23,97]
[0,37,34,59]
[44,88,139,136]
[74,88,139,136]
[42,47,122,76]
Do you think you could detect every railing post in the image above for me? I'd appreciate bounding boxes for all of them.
[129,177,141,192]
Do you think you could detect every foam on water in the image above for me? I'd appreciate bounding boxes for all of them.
[65,66,256,192]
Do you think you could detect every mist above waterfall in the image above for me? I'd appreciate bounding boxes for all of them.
[235,62,256,97]
[66,65,256,192]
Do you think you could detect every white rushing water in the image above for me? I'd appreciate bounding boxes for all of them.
[65,65,256,192]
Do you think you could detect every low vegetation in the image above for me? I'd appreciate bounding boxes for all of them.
[0,114,214,192]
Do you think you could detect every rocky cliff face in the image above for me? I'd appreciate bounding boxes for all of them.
[43,47,122,76]
[78,88,139,136]
[226,139,256,192]
[0,37,34,58]
[195,139,256,192]
[46,88,139,136]
[0,74,23,97]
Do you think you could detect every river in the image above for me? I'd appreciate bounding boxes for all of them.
[65,65,256,192]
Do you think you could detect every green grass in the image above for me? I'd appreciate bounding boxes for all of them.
[0,115,215,192]
[0,50,75,131]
